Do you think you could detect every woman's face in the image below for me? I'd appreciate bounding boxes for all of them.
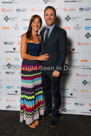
[31,17,41,32]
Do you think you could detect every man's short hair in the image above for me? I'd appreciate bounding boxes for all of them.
[44,6,56,16]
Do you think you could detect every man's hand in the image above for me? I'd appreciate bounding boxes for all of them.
[52,70,60,77]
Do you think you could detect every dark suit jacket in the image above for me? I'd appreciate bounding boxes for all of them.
[40,25,67,75]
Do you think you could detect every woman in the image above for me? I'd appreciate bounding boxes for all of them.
[20,15,49,128]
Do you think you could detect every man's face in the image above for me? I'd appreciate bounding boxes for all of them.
[44,8,56,27]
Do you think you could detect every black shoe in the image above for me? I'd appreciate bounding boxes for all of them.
[51,116,59,127]
[44,110,52,117]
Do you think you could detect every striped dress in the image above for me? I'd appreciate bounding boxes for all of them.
[20,43,44,125]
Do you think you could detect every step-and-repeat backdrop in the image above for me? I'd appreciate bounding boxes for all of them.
[0,0,91,115]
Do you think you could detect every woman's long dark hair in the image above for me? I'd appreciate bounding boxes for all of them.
[26,15,42,40]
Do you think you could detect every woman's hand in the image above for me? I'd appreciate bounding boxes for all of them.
[37,54,49,61]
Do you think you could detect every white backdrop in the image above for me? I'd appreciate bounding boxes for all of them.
[0,0,91,116]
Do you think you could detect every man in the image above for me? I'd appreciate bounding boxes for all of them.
[40,6,67,127]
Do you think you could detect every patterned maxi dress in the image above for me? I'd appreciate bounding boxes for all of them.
[20,43,44,125]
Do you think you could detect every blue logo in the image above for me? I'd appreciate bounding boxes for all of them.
[23,27,28,30]
[16,8,27,13]
[4,16,9,22]
[43,0,48,3]
[43,0,55,4]
[6,86,13,89]
[79,8,84,12]
[6,63,12,69]
[82,80,88,85]
[65,15,71,22]
[63,108,67,112]
[85,32,91,38]
[85,27,91,30]
[14,58,19,61]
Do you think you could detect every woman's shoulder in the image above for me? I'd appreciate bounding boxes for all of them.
[21,33,28,41]
[21,33,26,38]
[21,33,28,44]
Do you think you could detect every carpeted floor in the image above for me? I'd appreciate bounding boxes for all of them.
[0,110,91,136]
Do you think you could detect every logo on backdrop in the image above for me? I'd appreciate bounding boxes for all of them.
[65,15,71,22]
[6,105,19,109]
[43,0,55,4]
[3,63,20,69]
[31,8,43,12]
[65,15,81,22]
[1,8,13,12]
[78,42,90,46]
[4,16,9,22]
[63,8,76,11]
[85,18,91,21]
[5,71,15,75]
[82,80,88,85]
[74,103,85,106]
[85,32,91,38]
[64,0,82,2]
[74,24,82,30]
[4,41,14,45]
[16,8,27,13]
[4,16,18,22]
[79,7,91,12]
[85,27,91,30]
[82,80,91,85]
[1,0,19,4]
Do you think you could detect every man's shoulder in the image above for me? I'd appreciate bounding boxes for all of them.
[56,25,66,33]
